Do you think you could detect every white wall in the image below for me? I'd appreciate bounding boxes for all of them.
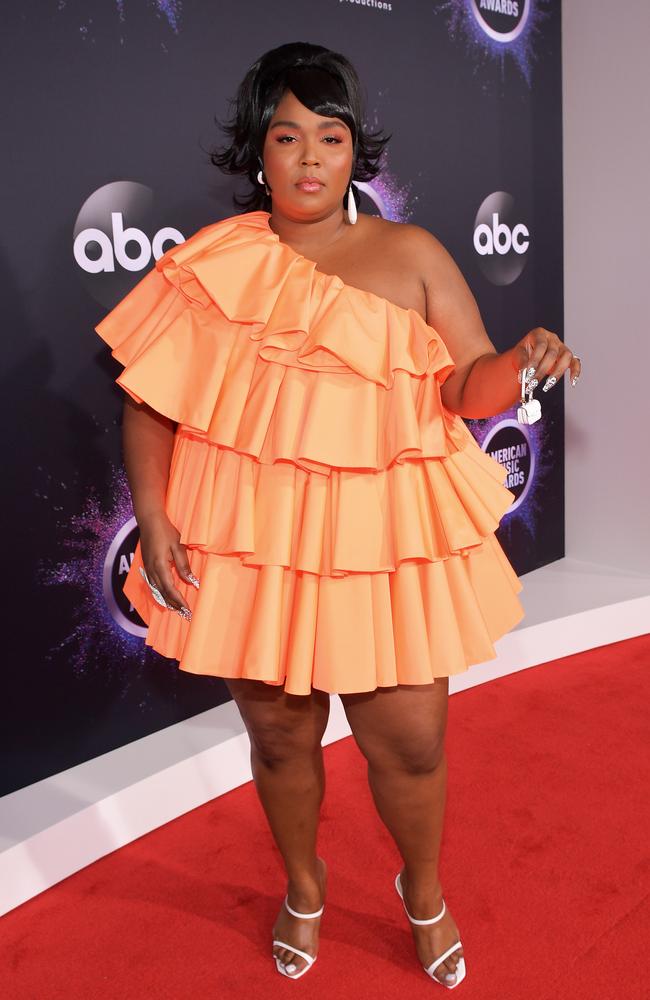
[563,1,650,574]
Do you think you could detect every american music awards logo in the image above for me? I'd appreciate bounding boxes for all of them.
[441,0,552,86]
[472,0,530,43]
[104,516,147,638]
[481,419,535,513]
[465,410,554,555]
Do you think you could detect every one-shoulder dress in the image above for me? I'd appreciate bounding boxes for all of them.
[94,210,525,695]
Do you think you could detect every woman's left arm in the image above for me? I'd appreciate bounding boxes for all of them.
[409,227,580,418]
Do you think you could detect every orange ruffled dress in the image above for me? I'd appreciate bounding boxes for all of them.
[95,209,525,695]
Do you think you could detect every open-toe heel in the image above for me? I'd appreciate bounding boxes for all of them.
[273,896,325,980]
[394,871,466,989]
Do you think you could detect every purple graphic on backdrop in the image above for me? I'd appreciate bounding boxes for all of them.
[36,462,161,691]
[440,0,551,86]
[358,174,413,222]
[57,0,184,44]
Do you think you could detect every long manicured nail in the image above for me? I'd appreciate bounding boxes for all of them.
[139,567,167,607]
[542,376,557,392]
[186,572,200,589]
[571,374,579,386]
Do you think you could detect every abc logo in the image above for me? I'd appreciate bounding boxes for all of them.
[474,214,529,257]
[471,0,529,43]
[74,211,183,274]
[74,180,185,308]
[480,419,536,512]
[473,191,530,286]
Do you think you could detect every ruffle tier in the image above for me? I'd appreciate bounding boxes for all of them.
[94,214,463,470]
[123,535,523,695]
[97,210,525,694]
[164,433,516,575]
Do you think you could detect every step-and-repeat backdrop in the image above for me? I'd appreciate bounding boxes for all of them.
[3,1,562,795]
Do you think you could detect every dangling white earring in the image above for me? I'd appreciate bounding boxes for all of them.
[346,183,357,224]
[257,169,264,184]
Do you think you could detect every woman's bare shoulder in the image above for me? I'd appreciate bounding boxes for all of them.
[349,214,432,314]
[358,214,453,276]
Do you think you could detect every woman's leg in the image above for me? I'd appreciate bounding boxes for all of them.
[224,678,331,977]
[339,678,464,986]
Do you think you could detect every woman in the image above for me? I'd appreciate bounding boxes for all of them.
[95,42,581,988]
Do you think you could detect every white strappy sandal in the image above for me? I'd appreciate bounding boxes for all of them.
[272,895,325,980]
[395,871,466,988]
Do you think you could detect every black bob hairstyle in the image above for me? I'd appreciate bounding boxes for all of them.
[210,41,392,213]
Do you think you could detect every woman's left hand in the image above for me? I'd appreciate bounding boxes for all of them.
[510,327,582,390]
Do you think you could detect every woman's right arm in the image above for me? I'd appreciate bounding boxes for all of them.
[122,396,194,613]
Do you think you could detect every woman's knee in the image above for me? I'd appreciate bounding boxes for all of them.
[364,731,446,775]
[225,679,330,767]
[249,718,326,767]
[341,681,448,774]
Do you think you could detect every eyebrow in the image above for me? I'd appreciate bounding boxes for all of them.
[269,119,347,130]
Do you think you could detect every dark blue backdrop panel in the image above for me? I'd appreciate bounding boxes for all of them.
[1,1,562,795]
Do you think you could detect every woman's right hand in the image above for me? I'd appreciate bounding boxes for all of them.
[138,510,196,617]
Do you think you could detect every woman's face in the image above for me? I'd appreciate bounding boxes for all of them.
[261,89,354,218]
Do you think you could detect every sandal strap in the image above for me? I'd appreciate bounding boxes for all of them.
[284,895,324,920]
[425,941,463,977]
[272,940,316,966]
[395,872,446,925]
[403,897,446,926]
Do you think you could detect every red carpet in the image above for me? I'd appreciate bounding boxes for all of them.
[3,634,649,999]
